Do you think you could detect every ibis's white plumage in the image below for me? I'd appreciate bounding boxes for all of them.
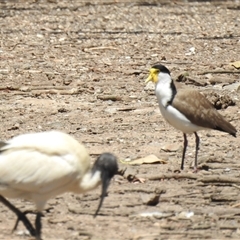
[0,131,92,211]
[0,131,118,239]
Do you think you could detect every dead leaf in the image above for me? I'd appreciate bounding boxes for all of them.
[116,166,144,183]
[231,61,240,69]
[161,143,180,152]
[125,173,145,183]
[120,154,167,165]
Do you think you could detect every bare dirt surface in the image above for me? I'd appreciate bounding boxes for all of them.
[1,0,240,239]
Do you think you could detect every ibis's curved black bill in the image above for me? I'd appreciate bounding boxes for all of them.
[94,176,111,217]
[93,152,118,217]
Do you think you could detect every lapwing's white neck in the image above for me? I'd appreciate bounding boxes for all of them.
[155,72,177,108]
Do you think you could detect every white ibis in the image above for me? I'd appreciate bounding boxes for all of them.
[0,131,118,240]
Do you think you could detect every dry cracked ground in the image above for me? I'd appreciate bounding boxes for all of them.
[0,0,240,239]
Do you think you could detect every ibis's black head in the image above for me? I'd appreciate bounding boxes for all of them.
[151,64,171,75]
[92,152,118,217]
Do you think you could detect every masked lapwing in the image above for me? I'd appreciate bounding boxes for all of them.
[145,64,237,171]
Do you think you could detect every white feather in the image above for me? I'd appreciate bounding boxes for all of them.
[0,131,101,211]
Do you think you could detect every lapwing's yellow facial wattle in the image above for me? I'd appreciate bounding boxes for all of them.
[145,68,160,84]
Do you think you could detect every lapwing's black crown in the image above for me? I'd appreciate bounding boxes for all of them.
[152,64,171,75]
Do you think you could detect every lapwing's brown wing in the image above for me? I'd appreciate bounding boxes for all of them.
[172,89,236,136]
